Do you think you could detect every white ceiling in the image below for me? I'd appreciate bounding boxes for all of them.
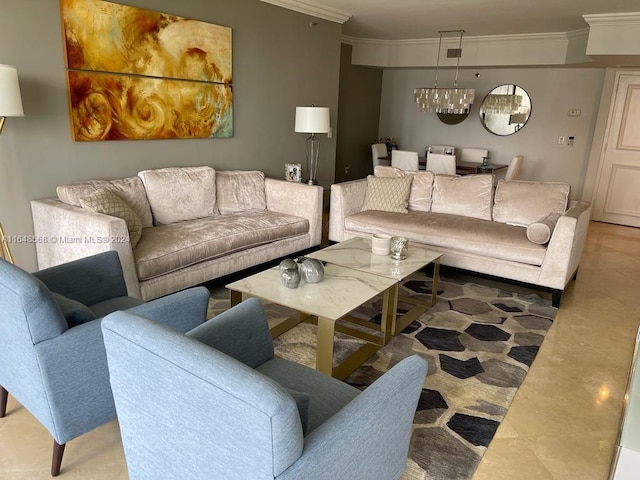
[264,0,640,40]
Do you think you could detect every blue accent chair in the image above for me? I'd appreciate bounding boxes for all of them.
[0,251,209,476]
[102,297,427,480]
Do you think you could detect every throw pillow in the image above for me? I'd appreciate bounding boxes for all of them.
[431,174,494,220]
[51,292,96,328]
[285,387,310,434]
[216,170,267,214]
[56,176,153,228]
[79,189,143,248]
[138,166,218,225]
[361,175,413,214]
[493,180,570,226]
[374,166,434,212]
[526,212,562,244]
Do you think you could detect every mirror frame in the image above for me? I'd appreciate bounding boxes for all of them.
[479,84,531,136]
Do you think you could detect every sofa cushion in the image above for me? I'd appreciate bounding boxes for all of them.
[361,175,413,214]
[138,166,218,225]
[345,210,547,266]
[134,210,309,280]
[57,176,153,228]
[79,188,143,248]
[216,170,267,214]
[431,174,493,220]
[526,212,561,245]
[374,165,434,212]
[493,180,570,226]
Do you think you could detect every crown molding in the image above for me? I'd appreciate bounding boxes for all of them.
[583,12,640,26]
[342,30,587,48]
[259,0,352,24]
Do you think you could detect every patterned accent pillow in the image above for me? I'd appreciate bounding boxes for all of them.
[80,189,143,248]
[361,175,413,213]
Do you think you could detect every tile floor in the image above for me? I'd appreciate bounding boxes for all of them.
[1,221,638,479]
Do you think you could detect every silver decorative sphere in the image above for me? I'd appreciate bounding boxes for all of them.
[300,258,324,284]
[281,268,301,289]
[279,258,298,272]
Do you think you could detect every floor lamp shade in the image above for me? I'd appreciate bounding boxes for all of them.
[0,64,24,118]
[294,106,330,185]
[0,64,23,264]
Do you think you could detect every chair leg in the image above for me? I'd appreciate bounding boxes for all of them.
[0,386,7,418]
[51,441,65,477]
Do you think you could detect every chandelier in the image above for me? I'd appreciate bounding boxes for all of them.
[414,30,475,114]
[481,93,523,114]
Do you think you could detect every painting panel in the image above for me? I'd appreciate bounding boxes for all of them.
[60,0,232,85]
[67,70,233,141]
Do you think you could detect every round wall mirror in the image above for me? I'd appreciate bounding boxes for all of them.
[479,84,531,136]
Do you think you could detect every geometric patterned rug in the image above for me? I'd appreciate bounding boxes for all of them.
[207,270,557,480]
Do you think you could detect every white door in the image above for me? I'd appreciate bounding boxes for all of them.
[593,72,640,227]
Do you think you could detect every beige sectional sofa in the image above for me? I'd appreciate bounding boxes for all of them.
[31,166,323,301]
[329,166,592,307]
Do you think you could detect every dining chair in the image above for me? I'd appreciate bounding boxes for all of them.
[391,150,419,171]
[460,148,489,164]
[426,152,457,175]
[428,145,455,156]
[371,143,389,170]
[505,155,524,181]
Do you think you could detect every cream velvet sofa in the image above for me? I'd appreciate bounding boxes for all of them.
[329,167,592,307]
[31,167,323,301]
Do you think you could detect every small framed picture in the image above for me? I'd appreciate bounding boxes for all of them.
[285,163,302,182]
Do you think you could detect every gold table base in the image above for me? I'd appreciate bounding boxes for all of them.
[230,261,440,380]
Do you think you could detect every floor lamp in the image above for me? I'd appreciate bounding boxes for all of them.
[294,106,330,185]
[0,64,25,264]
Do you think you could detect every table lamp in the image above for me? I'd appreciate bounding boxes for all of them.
[294,105,330,185]
[0,64,25,264]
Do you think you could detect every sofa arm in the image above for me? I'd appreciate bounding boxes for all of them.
[538,201,592,290]
[31,198,141,299]
[328,179,368,242]
[278,355,427,480]
[265,178,323,248]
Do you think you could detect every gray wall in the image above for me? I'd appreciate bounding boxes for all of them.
[335,44,383,183]
[0,0,342,269]
[379,67,605,197]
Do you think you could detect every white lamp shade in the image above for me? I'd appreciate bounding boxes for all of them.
[294,106,330,134]
[0,64,24,117]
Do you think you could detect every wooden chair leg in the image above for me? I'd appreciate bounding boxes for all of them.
[0,386,7,418]
[51,441,65,477]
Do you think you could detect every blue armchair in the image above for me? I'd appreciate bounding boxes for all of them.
[102,297,427,480]
[0,251,209,476]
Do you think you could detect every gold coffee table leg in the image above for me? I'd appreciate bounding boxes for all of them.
[316,316,336,376]
[230,289,242,307]
[382,283,398,343]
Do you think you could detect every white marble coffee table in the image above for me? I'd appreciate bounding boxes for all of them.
[227,263,398,379]
[308,236,442,335]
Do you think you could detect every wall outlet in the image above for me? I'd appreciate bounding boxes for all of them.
[558,136,565,145]
[327,127,333,138]
[568,109,581,117]
[344,165,350,174]
[568,136,575,146]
